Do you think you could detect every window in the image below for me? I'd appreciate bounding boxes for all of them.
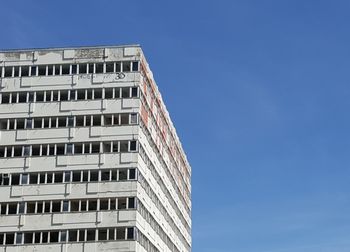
[95,63,103,74]
[71,64,77,74]
[131,87,138,97]
[79,64,87,74]
[31,66,37,76]
[1,93,9,104]
[27,202,36,214]
[121,87,129,98]
[21,174,29,185]
[126,227,134,239]
[66,144,73,155]
[86,230,95,241]
[62,201,69,212]
[130,113,138,124]
[130,140,137,151]
[26,118,33,129]
[123,62,131,72]
[64,171,71,183]
[116,228,125,240]
[16,233,23,244]
[38,66,46,76]
[128,197,135,209]
[54,65,60,75]
[98,229,107,241]
[62,65,70,75]
[29,174,38,184]
[18,202,25,214]
[60,231,67,242]
[69,230,78,242]
[106,63,114,73]
[120,141,128,152]
[120,114,129,125]
[50,231,59,243]
[132,61,139,71]
[100,199,109,210]
[119,170,127,181]
[118,198,127,209]
[72,171,81,182]
[52,202,61,212]
[21,66,29,77]
[24,233,33,244]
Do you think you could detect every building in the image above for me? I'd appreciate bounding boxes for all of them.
[0,45,191,252]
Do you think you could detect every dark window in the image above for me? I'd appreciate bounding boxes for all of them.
[98,229,108,241]
[24,233,33,244]
[106,63,114,73]
[88,200,97,211]
[118,198,127,209]
[128,197,135,209]
[14,67,20,77]
[77,90,85,100]
[21,67,29,77]
[120,114,129,125]
[66,144,73,155]
[115,62,121,72]
[50,231,59,243]
[28,92,34,102]
[86,230,95,241]
[52,91,59,101]
[73,171,81,182]
[31,66,37,76]
[12,174,20,185]
[108,228,115,240]
[54,173,63,183]
[91,143,100,153]
[34,119,42,129]
[130,141,137,151]
[29,174,38,184]
[79,64,87,74]
[47,65,54,75]
[123,62,131,72]
[36,92,44,102]
[101,171,110,181]
[1,93,10,104]
[58,117,66,127]
[94,89,102,99]
[38,66,46,76]
[100,199,109,210]
[88,64,94,74]
[126,227,134,240]
[8,203,17,214]
[57,145,64,155]
[62,65,70,75]
[78,230,85,241]
[116,228,125,240]
[121,88,129,98]
[52,202,61,212]
[71,64,77,74]
[71,201,79,211]
[18,93,26,103]
[60,90,69,101]
[42,232,48,243]
[47,174,53,183]
[34,232,40,243]
[132,61,139,71]
[105,88,113,99]
[5,233,14,244]
[120,141,128,152]
[95,63,103,73]
[27,202,36,214]
[90,171,98,182]
[4,67,12,77]
[131,87,138,97]
[119,170,127,181]
[54,65,60,75]
[68,230,78,242]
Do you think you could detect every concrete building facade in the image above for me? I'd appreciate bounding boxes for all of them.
[0,45,191,252]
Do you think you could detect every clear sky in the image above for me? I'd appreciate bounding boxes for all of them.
[2,1,350,251]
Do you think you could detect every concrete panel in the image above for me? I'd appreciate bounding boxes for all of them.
[0,215,19,228]
[21,76,73,87]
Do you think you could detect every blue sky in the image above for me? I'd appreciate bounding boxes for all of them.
[2,1,350,251]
